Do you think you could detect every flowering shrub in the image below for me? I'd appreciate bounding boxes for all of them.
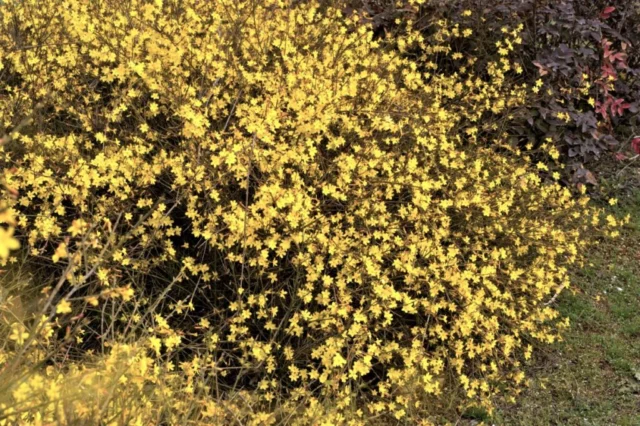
[0,0,623,424]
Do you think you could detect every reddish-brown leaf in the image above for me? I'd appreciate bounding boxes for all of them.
[600,6,616,19]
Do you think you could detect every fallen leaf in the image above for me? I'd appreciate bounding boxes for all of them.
[585,170,598,185]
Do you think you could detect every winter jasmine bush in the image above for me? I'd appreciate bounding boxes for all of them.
[0,0,623,424]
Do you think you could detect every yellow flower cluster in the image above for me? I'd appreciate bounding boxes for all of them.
[0,204,18,260]
[0,143,19,261]
[0,0,622,424]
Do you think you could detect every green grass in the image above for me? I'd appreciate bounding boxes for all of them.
[494,190,640,425]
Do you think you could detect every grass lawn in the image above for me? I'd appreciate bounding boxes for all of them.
[494,182,640,425]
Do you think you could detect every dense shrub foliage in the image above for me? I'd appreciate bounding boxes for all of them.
[487,0,640,180]
[0,0,624,424]
[363,0,640,183]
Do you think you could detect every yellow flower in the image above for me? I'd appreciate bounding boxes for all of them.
[333,353,347,368]
[9,323,29,345]
[86,296,99,306]
[56,299,72,315]
[0,227,20,259]
[52,242,68,263]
